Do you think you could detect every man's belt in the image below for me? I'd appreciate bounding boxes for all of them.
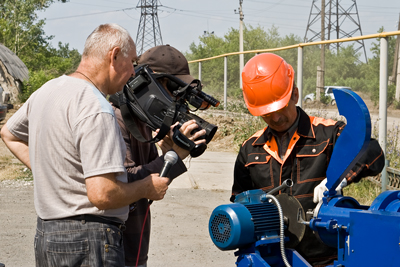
[56,214,125,230]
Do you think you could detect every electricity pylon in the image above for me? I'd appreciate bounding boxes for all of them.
[136,0,163,55]
[304,0,367,62]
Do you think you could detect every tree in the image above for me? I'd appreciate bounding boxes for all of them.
[362,27,397,105]
[1,1,56,57]
[187,32,226,95]
[187,25,301,98]
[21,42,81,101]
[0,0,80,101]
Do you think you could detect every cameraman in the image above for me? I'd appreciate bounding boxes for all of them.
[111,45,207,267]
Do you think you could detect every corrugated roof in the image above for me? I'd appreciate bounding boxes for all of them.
[0,44,29,81]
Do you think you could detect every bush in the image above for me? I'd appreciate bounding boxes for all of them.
[320,93,332,105]
[394,100,400,110]
[20,70,57,102]
[343,179,380,205]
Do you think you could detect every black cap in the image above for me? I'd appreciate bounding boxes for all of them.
[138,44,195,84]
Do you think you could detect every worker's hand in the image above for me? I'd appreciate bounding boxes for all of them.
[143,173,170,201]
[313,178,348,203]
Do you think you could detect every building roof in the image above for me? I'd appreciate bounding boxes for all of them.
[0,44,29,81]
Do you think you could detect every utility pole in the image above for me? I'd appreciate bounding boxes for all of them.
[136,0,163,55]
[393,14,400,101]
[317,0,325,102]
[236,0,244,89]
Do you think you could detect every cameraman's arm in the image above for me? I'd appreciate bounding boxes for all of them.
[158,119,206,160]
[113,106,187,181]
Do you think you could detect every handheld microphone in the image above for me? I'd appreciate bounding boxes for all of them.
[159,150,179,178]
[149,151,179,205]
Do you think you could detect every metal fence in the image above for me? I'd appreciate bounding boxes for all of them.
[369,167,400,190]
[188,30,400,191]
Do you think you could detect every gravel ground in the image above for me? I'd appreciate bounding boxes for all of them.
[0,180,36,267]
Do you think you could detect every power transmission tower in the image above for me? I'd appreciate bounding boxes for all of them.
[304,0,368,63]
[136,0,163,55]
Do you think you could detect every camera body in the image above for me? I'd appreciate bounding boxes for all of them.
[116,65,219,157]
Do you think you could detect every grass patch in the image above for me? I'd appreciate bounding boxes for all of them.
[343,179,381,206]
[0,164,25,181]
[0,154,32,181]
[0,155,14,163]
[17,168,33,181]
[231,116,265,150]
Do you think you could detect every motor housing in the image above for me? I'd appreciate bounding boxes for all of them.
[209,199,280,250]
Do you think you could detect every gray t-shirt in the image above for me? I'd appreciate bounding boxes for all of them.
[7,75,129,221]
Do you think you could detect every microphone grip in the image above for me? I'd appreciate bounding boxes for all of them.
[159,162,173,178]
[148,161,174,205]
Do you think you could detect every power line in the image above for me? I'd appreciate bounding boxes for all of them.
[159,6,238,23]
[61,1,129,9]
[159,5,307,31]
[45,7,137,21]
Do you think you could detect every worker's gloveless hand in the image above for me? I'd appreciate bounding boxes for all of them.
[313,178,348,203]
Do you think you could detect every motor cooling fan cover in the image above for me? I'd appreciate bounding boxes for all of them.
[208,203,254,250]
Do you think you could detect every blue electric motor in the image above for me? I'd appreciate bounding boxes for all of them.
[209,179,305,251]
[209,190,280,250]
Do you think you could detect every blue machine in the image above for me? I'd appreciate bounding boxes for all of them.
[208,89,400,267]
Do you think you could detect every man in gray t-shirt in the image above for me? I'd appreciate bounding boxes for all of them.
[1,24,170,267]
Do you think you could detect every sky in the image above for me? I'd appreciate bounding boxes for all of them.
[37,0,400,58]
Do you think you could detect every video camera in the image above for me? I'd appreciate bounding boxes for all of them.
[110,64,220,157]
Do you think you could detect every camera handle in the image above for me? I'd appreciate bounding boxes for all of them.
[172,124,207,158]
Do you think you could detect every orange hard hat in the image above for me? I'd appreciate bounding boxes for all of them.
[242,53,294,116]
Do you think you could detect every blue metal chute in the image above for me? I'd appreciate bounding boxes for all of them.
[325,88,371,196]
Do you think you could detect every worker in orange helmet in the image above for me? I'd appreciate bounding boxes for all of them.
[231,53,384,266]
